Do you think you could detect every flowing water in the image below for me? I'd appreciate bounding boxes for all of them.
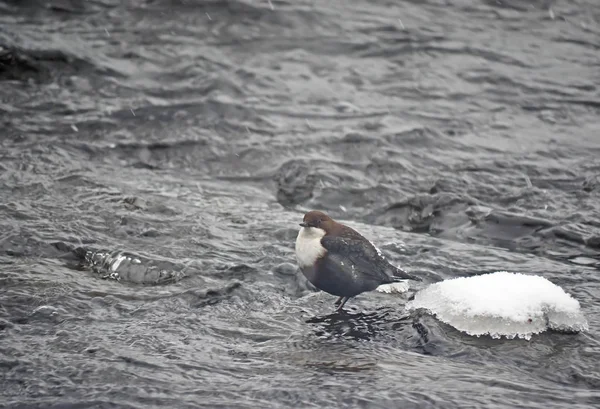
[1,0,599,408]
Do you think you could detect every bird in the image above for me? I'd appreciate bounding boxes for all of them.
[294,210,421,311]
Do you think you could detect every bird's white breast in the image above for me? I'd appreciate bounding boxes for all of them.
[295,227,327,267]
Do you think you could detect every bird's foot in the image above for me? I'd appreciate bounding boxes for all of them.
[335,296,350,312]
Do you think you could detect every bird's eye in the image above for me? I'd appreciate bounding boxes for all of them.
[317,219,322,225]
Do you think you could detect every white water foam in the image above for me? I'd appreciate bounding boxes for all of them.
[405,271,588,340]
[376,281,410,294]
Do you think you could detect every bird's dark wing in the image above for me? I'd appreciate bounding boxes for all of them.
[320,236,418,284]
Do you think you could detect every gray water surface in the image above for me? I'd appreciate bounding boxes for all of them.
[1,1,599,408]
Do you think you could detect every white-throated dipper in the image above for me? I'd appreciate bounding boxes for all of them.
[295,210,421,311]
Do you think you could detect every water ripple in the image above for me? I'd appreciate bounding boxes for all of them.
[1,0,599,408]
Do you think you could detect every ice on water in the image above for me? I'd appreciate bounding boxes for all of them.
[377,281,410,294]
[405,271,588,340]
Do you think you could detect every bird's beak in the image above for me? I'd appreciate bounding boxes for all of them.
[299,222,309,227]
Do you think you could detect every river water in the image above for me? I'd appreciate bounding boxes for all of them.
[1,1,599,408]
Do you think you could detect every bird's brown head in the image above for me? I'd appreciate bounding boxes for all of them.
[299,210,335,233]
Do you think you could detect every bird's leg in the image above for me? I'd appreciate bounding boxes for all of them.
[334,296,344,306]
[336,296,350,311]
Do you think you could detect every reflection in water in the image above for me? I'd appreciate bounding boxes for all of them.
[306,308,393,341]
[304,306,446,362]
[305,307,430,346]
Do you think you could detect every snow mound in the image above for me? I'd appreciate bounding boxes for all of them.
[405,271,588,340]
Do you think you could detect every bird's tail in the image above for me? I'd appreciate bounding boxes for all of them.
[392,265,422,282]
